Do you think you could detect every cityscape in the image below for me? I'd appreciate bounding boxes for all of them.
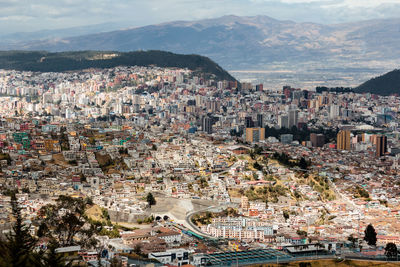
[0,1,400,267]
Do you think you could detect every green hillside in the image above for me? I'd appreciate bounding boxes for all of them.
[0,50,237,82]
[355,69,400,96]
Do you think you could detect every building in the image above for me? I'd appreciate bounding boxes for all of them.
[192,249,290,266]
[156,229,182,245]
[280,134,293,144]
[202,116,212,134]
[257,114,264,128]
[376,135,387,157]
[337,130,351,150]
[206,101,220,113]
[148,248,189,266]
[245,128,265,143]
[55,246,81,260]
[245,116,254,128]
[288,109,298,129]
[310,133,325,147]
[256,84,263,91]
[329,104,340,119]
[241,196,249,210]
[292,90,303,100]
[278,115,289,129]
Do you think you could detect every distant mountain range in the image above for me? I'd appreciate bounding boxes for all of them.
[0,50,236,82]
[1,15,400,70]
[355,69,400,96]
[0,23,123,44]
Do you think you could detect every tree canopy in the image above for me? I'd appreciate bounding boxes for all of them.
[385,242,398,259]
[0,194,103,266]
[146,192,156,207]
[364,224,377,246]
[37,195,98,248]
[0,192,38,267]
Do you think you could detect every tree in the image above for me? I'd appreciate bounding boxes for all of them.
[133,244,142,255]
[348,234,358,248]
[385,242,398,259]
[364,224,377,246]
[283,210,289,221]
[0,192,38,267]
[296,230,308,237]
[38,239,71,267]
[253,161,262,171]
[299,157,309,170]
[38,195,97,248]
[110,256,123,267]
[146,193,156,207]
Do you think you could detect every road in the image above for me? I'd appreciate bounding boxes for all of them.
[185,205,226,239]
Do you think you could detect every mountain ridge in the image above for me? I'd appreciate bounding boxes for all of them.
[355,69,400,96]
[2,15,400,70]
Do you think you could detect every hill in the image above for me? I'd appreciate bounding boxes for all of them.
[355,69,400,96]
[2,15,400,70]
[0,50,237,82]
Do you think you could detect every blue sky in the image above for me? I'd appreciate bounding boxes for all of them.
[0,0,400,34]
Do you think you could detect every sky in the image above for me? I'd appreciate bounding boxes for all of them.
[0,0,400,34]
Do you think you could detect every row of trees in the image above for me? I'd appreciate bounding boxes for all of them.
[264,125,339,144]
[272,152,311,170]
[232,125,339,144]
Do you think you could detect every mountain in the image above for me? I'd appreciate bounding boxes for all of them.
[0,23,123,44]
[2,15,400,70]
[0,50,236,82]
[355,69,400,96]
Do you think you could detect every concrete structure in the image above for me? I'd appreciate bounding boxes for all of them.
[245,128,265,143]
[337,130,351,150]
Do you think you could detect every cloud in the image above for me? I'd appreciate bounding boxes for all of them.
[0,0,398,34]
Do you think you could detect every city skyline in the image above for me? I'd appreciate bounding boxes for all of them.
[0,0,399,265]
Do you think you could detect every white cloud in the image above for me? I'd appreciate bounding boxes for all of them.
[0,0,399,34]
[279,0,399,5]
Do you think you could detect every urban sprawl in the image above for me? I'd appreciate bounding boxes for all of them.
[0,66,399,266]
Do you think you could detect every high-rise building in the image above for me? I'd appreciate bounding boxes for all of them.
[245,116,254,128]
[278,115,289,129]
[310,133,325,147]
[342,109,352,119]
[337,130,351,150]
[288,109,298,129]
[256,114,264,128]
[283,86,292,99]
[206,101,220,112]
[241,82,253,91]
[376,135,387,157]
[292,90,303,100]
[202,116,212,134]
[245,128,265,143]
[195,95,203,107]
[329,104,340,119]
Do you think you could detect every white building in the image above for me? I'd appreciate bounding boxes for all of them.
[148,248,190,266]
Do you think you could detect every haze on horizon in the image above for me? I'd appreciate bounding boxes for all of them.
[1,0,400,35]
